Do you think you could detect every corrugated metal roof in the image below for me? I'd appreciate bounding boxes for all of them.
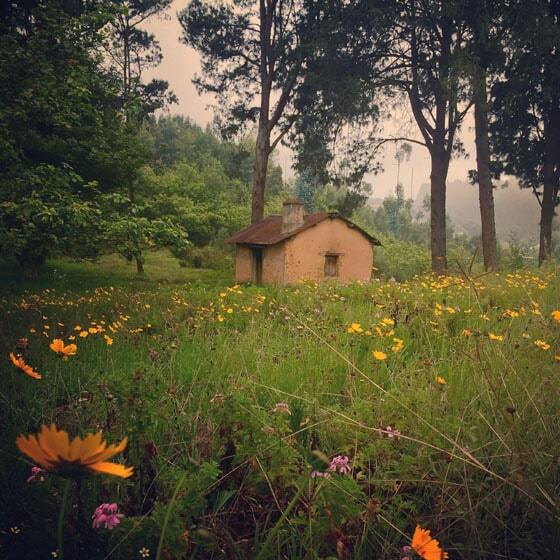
[226,212,381,246]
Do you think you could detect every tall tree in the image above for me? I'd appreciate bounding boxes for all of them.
[106,0,175,122]
[104,0,177,272]
[491,0,560,265]
[179,0,322,224]
[389,0,472,273]
[0,1,123,276]
[466,0,501,271]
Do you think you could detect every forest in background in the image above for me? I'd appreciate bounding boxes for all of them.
[1,0,559,279]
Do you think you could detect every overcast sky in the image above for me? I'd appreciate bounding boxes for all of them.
[144,1,477,199]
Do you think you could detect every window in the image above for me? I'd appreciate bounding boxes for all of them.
[324,254,339,277]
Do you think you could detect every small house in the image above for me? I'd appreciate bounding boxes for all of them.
[227,199,381,284]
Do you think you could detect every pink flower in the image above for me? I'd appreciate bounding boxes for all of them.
[92,503,123,530]
[271,402,291,414]
[328,455,351,475]
[385,425,401,439]
[26,466,47,483]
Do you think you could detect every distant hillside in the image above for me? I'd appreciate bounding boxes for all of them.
[413,180,542,242]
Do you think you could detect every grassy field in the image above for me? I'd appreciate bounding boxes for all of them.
[1,253,559,559]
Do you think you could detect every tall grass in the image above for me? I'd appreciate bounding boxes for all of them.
[0,254,558,558]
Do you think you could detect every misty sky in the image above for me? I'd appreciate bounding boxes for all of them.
[144,1,478,199]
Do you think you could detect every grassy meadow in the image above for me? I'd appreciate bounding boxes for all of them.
[1,253,559,559]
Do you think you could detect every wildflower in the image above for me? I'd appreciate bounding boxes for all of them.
[9,352,42,379]
[503,309,519,319]
[385,425,401,439]
[92,503,123,530]
[103,335,113,346]
[381,318,394,326]
[372,350,387,361]
[552,310,560,322]
[391,338,404,352]
[226,308,233,314]
[272,402,291,415]
[488,333,503,342]
[534,339,550,350]
[328,455,351,474]
[411,525,448,560]
[347,322,363,334]
[139,547,150,558]
[79,331,89,338]
[16,424,133,478]
[49,339,77,357]
[461,328,473,337]
[217,314,224,322]
[26,466,47,483]
[435,376,447,385]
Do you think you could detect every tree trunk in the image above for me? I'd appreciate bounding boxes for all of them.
[136,256,144,274]
[429,148,449,274]
[539,104,560,265]
[251,121,270,224]
[474,72,497,271]
[539,160,557,265]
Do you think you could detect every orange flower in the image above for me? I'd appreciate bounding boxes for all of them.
[49,339,77,357]
[16,424,133,479]
[552,310,560,322]
[411,526,449,560]
[9,353,41,380]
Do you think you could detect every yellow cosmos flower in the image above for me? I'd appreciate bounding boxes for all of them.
[16,424,133,478]
[79,331,89,338]
[49,339,77,357]
[488,333,503,342]
[103,335,113,346]
[372,350,387,361]
[552,310,560,322]
[534,339,550,351]
[436,376,447,385]
[9,353,42,380]
[347,322,363,334]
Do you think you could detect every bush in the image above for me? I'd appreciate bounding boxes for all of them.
[374,235,431,281]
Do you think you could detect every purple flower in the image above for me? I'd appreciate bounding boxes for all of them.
[92,503,123,530]
[328,455,351,475]
[27,466,47,483]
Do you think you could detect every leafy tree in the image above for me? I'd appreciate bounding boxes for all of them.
[387,0,472,273]
[105,0,176,122]
[464,0,502,271]
[491,0,560,265]
[0,1,122,276]
[179,0,324,224]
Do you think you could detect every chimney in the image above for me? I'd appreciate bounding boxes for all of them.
[281,199,305,233]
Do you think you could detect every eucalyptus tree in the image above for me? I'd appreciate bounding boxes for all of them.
[179,0,328,224]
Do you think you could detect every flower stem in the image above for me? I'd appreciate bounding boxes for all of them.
[57,479,72,559]
[156,471,188,560]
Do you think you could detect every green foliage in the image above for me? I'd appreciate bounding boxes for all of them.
[374,234,431,281]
